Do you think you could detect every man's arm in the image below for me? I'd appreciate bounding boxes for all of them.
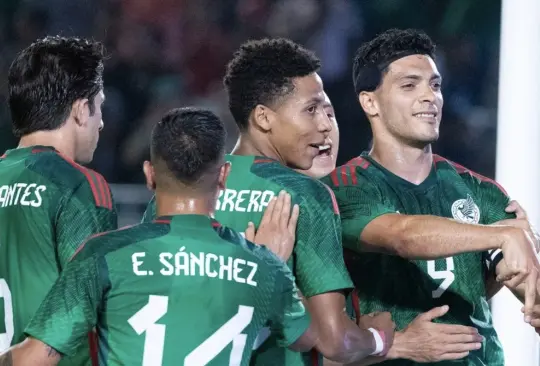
[0,338,61,366]
[21,254,104,363]
[56,177,117,267]
[291,180,392,362]
[360,213,514,259]
[307,292,393,363]
[323,305,483,366]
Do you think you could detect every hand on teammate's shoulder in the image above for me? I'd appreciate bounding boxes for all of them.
[244,191,299,261]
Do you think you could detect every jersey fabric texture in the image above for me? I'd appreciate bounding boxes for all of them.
[143,154,353,366]
[25,215,309,366]
[0,146,117,365]
[322,153,512,366]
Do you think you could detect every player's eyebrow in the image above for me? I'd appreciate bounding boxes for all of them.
[393,72,442,83]
[304,95,325,106]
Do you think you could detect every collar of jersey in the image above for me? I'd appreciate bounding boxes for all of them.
[4,145,57,156]
[154,214,214,226]
[360,152,438,191]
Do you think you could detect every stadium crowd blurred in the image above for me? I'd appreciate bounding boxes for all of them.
[0,0,502,183]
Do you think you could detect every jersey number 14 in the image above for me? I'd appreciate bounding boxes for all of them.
[427,258,455,298]
[128,295,254,366]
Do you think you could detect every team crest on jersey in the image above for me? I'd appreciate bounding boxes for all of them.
[451,195,480,224]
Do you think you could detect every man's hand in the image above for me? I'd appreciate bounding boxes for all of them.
[491,216,540,322]
[505,200,540,252]
[386,306,482,362]
[357,312,396,357]
[244,191,299,261]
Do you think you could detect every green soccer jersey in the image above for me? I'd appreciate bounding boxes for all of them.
[321,153,512,366]
[142,154,353,365]
[25,215,310,366]
[0,146,117,365]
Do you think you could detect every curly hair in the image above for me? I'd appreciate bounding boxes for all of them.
[223,38,320,130]
[8,36,105,138]
[352,29,436,93]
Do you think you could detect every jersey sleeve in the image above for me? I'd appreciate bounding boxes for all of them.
[293,179,353,298]
[323,172,397,253]
[55,177,117,268]
[24,252,105,356]
[141,195,156,223]
[271,260,311,347]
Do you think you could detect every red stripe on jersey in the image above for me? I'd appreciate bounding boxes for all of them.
[322,183,340,215]
[154,219,171,224]
[339,166,349,185]
[88,331,98,366]
[70,224,137,261]
[346,164,358,185]
[352,289,361,326]
[96,174,108,209]
[0,154,5,159]
[212,221,222,228]
[58,153,112,209]
[330,169,339,186]
[31,148,50,154]
[310,349,320,366]
[253,159,275,164]
[434,155,509,196]
[347,156,370,170]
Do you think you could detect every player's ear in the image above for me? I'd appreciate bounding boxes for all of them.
[217,162,231,190]
[359,91,379,118]
[143,160,156,191]
[72,98,90,127]
[250,104,273,132]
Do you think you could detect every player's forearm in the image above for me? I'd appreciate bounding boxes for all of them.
[316,315,376,363]
[0,339,61,366]
[362,214,510,260]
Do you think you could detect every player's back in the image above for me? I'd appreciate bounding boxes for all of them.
[143,154,353,365]
[80,215,296,365]
[0,145,116,363]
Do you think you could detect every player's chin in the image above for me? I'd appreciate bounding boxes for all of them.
[310,158,335,178]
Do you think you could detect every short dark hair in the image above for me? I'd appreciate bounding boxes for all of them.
[352,29,436,93]
[224,38,320,130]
[8,36,105,138]
[151,107,226,190]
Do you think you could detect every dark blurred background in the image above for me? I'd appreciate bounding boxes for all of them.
[0,0,501,183]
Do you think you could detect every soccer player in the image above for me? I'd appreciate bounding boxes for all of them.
[300,95,489,366]
[321,28,540,365]
[143,39,396,365]
[0,36,116,365]
[0,107,317,366]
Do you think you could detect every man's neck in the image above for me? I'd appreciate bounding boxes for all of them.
[231,134,284,164]
[369,138,433,185]
[155,191,215,218]
[18,131,76,160]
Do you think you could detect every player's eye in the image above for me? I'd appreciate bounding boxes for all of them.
[307,105,317,114]
[401,84,415,90]
[432,82,442,90]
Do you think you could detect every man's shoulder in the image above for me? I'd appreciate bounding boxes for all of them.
[72,222,168,261]
[434,155,507,195]
[29,149,112,208]
[322,156,377,189]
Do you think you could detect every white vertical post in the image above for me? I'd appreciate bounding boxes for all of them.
[492,0,540,365]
